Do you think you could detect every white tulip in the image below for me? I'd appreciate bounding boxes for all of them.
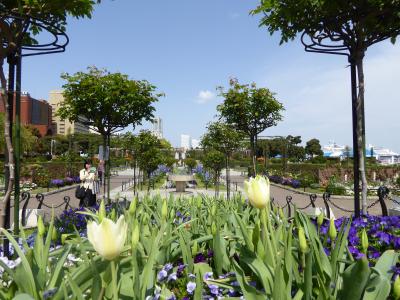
[244,176,270,209]
[87,215,128,260]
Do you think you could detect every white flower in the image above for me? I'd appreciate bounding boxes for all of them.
[244,176,270,209]
[87,215,128,260]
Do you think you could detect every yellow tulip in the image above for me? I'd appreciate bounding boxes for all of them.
[87,216,128,260]
[244,176,270,209]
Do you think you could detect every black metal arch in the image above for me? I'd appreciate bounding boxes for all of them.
[301,31,349,57]
[0,11,69,57]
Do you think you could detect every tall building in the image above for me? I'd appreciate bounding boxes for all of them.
[151,117,163,139]
[49,90,90,135]
[0,92,53,136]
[181,134,191,150]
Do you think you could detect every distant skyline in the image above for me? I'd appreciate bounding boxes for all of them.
[18,0,400,151]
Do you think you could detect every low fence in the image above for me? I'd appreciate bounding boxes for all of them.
[272,186,399,218]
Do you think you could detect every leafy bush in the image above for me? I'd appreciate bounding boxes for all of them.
[326,176,347,195]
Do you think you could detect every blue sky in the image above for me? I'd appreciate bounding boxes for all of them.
[21,0,400,151]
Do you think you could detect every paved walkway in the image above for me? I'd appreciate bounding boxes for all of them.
[14,170,397,224]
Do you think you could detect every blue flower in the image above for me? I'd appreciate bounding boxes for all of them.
[163,263,173,272]
[157,269,168,282]
[186,282,196,294]
[203,272,213,281]
[167,272,177,282]
[208,284,219,295]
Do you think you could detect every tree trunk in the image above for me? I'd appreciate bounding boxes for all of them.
[102,135,107,200]
[356,57,368,212]
[133,158,137,195]
[0,59,15,231]
[226,155,230,200]
[250,135,256,177]
[107,134,111,202]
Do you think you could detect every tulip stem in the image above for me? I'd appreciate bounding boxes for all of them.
[111,260,119,300]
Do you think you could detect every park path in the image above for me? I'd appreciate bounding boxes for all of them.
[16,170,136,219]
[229,174,386,218]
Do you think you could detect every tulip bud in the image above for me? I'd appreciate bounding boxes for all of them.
[128,197,138,216]
[244,176,270,209]
[191,240,198,256]
[161,199,168,220]
[394,276,400,300]
[169,208,175,220]
[196,197,202,208]
[98,200,106,223]
[360,228,369,254]
[328,218,337,241]
[110,208,116,221]
[61,234,68,245]
[51,227,58,242]
[317,211,324,227]
[87,216,128,260]
[298,227,308,253]
[131,220,140,251]
[211,221,217,235]
[211,204,217,217]
[37,215,45,237]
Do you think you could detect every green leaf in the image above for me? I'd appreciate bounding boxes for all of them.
[12,294,35,300]
[0,229,37,298]
[232,260,265,300]
[339,258,371,300]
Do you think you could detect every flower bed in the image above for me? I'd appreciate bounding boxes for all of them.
[1,180,399,299]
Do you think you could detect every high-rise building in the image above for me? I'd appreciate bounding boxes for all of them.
[151,117,163,139]
[0,92,53,136]
[181,134,191,150]
[49,90,90,135]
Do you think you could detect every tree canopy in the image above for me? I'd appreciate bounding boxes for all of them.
[305,138,323,157]
[252,0,400,51]
[58,66,161,138]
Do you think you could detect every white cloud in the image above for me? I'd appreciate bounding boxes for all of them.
[260,43,400,151]
[196,90,216,104]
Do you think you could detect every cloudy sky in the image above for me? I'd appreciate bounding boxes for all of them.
[20,0,400,150]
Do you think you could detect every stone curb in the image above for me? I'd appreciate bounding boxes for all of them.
[270,182,378,201]
[31,184,79,197]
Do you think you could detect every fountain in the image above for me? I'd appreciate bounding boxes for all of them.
[168,166,194,193]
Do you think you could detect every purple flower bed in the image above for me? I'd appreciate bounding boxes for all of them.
[64,177,74,185]
[269,175,301,189]
[50,179,65,187]
[318,215,400,275]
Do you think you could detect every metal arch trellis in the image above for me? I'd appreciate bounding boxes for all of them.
[300,28,364,218]
[0,11,69,57]
[0,9,69,257]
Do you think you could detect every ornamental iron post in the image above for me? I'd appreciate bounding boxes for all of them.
[1,11,69,251]
[300,31,363,218]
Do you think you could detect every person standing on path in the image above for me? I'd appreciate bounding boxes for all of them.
[79,160,97,207]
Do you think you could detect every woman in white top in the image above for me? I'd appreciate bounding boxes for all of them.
[79,161,97,207]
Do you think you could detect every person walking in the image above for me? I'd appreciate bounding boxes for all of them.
[79,160,97,207]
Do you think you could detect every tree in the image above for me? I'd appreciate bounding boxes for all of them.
[305,138,323,158]
[217,78,284,177]
[252,0,400,214]
[201,121,245,199]
[201,150,225,197]
[184,157,197,174]
[134,131,164,192]
[0,0,100,234]
[58,67,161,200]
